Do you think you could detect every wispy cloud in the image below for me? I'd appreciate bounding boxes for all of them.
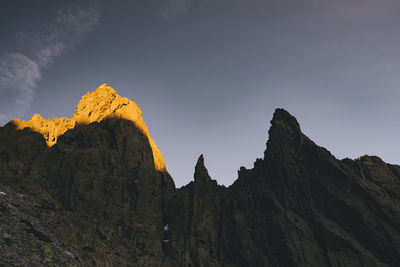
[161,0,192,21]
[0,53,40,108]
[0,1,101,125]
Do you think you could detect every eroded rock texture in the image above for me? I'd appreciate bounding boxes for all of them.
[10,83,166,172]
[1,87,400,266]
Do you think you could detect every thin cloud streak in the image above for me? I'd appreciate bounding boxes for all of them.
[0,1,101,125]
[0,53,40,105]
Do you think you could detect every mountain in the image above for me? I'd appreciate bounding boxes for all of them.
[1,84,400,267]
[9,83,166,172]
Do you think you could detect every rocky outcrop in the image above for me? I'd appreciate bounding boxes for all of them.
[194,154,212,183]
[1,88,400,266]
[224,109,400,266]
[11,114,75,147]
[11,84,166,172]
[0,117,174,266]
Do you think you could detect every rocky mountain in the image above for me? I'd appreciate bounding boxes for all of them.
[10,84,166,172]
[1,84,400,266]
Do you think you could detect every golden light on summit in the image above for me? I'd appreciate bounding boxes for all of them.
[11,84,167,172]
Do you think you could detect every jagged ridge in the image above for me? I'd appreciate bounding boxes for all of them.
[10,83,166,172]
[1,88,400,266]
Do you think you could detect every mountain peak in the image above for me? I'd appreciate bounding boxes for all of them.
[10,84,167,172]
[72,83,134,124]
[194,154,211,183]
[96,83,115,92]
[270,108,301,133]
[264,108,304,159]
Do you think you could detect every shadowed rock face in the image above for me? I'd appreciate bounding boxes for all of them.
[10,84,167,172]
[0,117,174,266]
[1,90,400,266]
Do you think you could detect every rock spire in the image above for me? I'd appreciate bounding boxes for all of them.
[194,154,212,183]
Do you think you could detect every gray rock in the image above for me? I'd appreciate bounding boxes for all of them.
[0,87,399,266]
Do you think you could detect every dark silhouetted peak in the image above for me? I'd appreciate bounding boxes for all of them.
[270,108,302,138]
[264,108,304,159]
[194,154,211,183]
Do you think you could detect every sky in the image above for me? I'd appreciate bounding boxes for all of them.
[0,0,399,187]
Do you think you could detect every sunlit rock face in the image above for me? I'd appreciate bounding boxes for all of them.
[11,114,75,147]
[10,83,166,172]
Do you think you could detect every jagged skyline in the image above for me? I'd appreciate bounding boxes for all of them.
[10,84,167,172]
[2,105,400,265]
[1,0,400,186]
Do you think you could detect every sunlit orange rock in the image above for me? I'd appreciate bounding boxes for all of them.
[11,83,167,172]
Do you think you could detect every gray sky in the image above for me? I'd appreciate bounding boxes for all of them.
[1,0,399,187]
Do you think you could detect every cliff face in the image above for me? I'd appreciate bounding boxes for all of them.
[10,83,166,172]
[1,87,400,267]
